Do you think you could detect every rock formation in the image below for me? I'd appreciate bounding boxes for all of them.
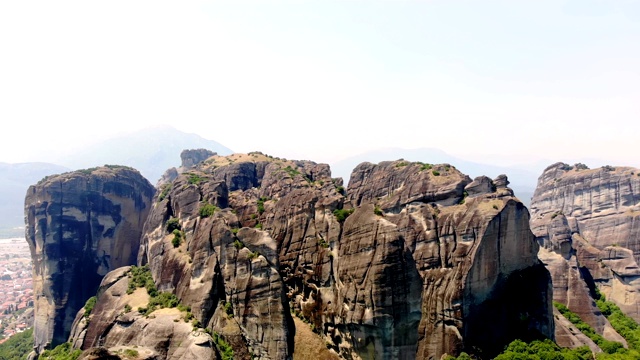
[23,153,552,359]
[530,162,640,348]
[24,166,155,354]
[66,154,552,359]
[157,148,217,186]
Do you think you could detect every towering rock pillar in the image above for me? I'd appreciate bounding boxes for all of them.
[24,166,154,353]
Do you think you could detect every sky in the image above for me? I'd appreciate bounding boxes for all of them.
[0,0,638,167]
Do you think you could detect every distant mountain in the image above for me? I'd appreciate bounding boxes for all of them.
[0,162,70,236]
[53,125,233,183]
[330,147,539,206]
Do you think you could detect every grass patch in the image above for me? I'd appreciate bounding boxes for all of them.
[284,165,301,178]
[187,173,204,185]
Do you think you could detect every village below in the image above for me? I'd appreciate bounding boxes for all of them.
[0,238,34,344]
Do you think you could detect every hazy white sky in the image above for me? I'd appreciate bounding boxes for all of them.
[1,1,638,166]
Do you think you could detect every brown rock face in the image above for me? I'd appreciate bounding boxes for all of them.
[530,162,640,345]
[69,154,552,359]
[24,166,154,353]
[68,266,217,360]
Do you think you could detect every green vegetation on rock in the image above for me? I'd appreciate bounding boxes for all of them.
[39,342,82,360]
[83,296,97,318]
[333,208,354,222]
[555,302,624,354]
[212,332,234,360]
[199,203,217,218]
[491,339,592,360]
[595,291,640,358]
[166,217,181,232]
[171,229,183,248]
[0,328,33,360]
[187,173,204,185]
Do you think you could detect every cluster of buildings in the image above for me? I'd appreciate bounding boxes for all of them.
[0,238,34,342]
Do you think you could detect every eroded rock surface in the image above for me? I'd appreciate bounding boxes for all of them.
[69,266,217,360]
[24,166,154,353]
[67,154,552,359]
[530,162,640,346]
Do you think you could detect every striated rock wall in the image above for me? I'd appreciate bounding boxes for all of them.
[67,154,552,359]
[24,166,154,353]
[530,162,640,347]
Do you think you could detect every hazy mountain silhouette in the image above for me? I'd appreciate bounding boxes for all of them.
[0,162,71,236]
[53,125,233,183]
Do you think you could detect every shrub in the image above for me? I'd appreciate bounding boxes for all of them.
[374,206,383,216]
[333,208,354,222]
[257,197,268,214]
[172,229,182,248]
[84,296,97,318]
[255,223,263,230]
[158,184,172,202]
[432,170,440,176]
[335,185,346,195]
[248,251,259,260]
[233,239,244,249]
[39,342,82,360]
[199,203,217,218]
[166,217,181,232]
[223,301,233,317]
[212,332,234,360]
[123,349,139,358]
[420,163,433,171]
[127,265,155,295]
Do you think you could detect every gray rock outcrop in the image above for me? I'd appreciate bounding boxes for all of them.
[24,166,154,354]
[530,162,640,347]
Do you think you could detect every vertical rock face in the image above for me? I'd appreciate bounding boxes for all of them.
[530,162,640,347]
[24,166,154,353]
[69,155,552,360]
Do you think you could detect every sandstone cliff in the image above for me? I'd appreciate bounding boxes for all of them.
[62,154,553,359]
[530,162,640,347]
[24,166,155,354]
